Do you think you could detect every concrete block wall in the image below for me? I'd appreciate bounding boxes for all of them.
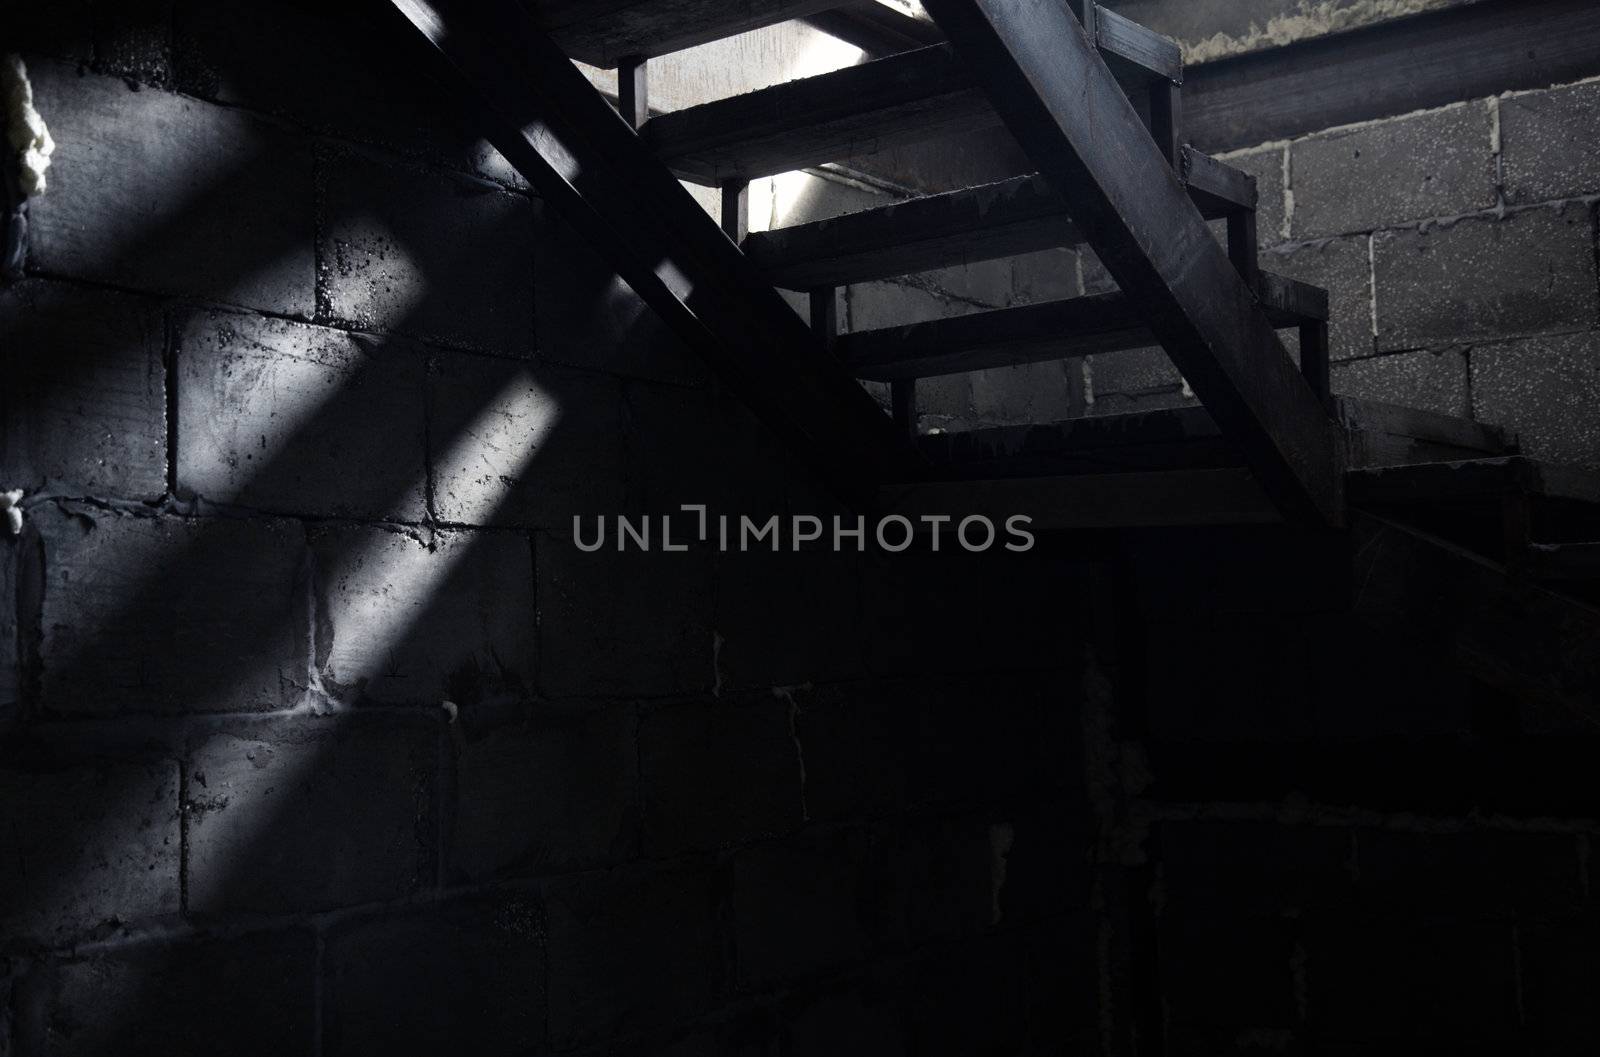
[0,7,1098,1055]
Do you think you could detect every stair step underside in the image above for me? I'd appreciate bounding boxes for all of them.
[840,271,1324,381]
[643,26,1183,184]
[743,148,1254,289]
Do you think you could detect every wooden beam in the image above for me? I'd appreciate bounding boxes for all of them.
[840,273,1327,381]
[1096,6,1181,85]
[529,0,841,68]
[1348,458,1600,508]
[378,0,920,503]
[1183,0,1600,152]
[920,0,1342,525]
[616,55,649,129]
[720,180,749,242]
[879,469,1281,529]
[801,2,943,56]
[743,148,1261,290]
[644,13,1186,185]
[642,45,997,184]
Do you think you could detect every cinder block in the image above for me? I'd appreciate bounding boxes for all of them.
[537,536,712,699]
[12,931,316,1055]
[1290,103,1497,237]
[544,865,724,1048]
[787,987,905,1057]
[320,150,534,354]
[0,760,180,948]
[1022,913,1101,1047]
[1083,346,1193,416]
[177,310,426,520]
[430,353,624,530]
[1520,915,1600,1050]
[968,359,1078,427]
[791,682,911,823]
[907,936,1025,1057]
[621,382,788,523]
[1221,142,1288,243]
[1471,331,1600,465]
[185,717,438,915]
[323,896,545,1056]
[733,838,866,990]
[1304,916,1518,1043]
[1156,821,1353,915]
[0,280,166,499]
[1374,204,1598,350]
[1266,236,1374,361]
[847,279,979,432]
[713,549,863,689]
[312,525,534,708]
[449,708,637,883]
[1007,246,1081,306]
[1159,914,1299,1030]
[94,0,173,85]
[534,204,708,386]
[35,506,309,714]
[1500,80,1600,204]
[1332,348,1469,417]
[25,61,315,317]
[638,698,803,855]
[1353,829,1584,913]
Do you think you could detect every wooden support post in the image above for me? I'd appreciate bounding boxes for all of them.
[1226,209,1259,287]
[1297,319,1330,409]
[1502,493,1534,571]
[1070,0,1097,36]
[720,179,749,243]
[922,0,1343,524]
[1147,80,1182,170]
[891,380,918,439]
[617,55,649,129]
[809,285,838,354]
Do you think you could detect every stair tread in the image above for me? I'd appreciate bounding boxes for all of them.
[744,146,1255,290]
[643,9,1183,184]
[838,271,1325,381]
[1349,457,1600,507]
[532,0,839,68]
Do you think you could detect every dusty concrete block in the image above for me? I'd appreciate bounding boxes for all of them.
[1159,914,1298,1030]
[430,353,624,530]
[788,987,906,1057]
[449,708,637,882]
[1520,916,1600,1050]
[36,507,309,714]
[312,525,533,708]
[621,383,788,521]
[791,683,911,823]
[177,310,426,520]
[1008,246,1081,305]
[0,761,180,947]
[908,937,1025,1057]
[733,839,866,990]
[1471,331,1600,465]
[1156,821,1353,915]
[324,896,545,1056]
[713,549,863,689]
[1266,236,1374,361]
[1291,103,1496,237]
[1221,142,1288,243]
[968,359,1078,427]
[1354,829,1583,913]
[25,61,315,316]
[12,931,316,1056]
[638,699,802,855]
[320,150,534,354]
[1332,348,1469,417]
[186,718,437,915]
[1084,346,1195,417]
[1374,204,1599,350]
[0,281,166,499]
[1304,917,1517,1043]
[1500,80,1600,204]
[544,865,724,1048]
[847,279,980,432]
[534,204,708,386]
[537,537,712,699]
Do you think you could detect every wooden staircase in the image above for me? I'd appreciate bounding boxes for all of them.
[379,0,1600,710]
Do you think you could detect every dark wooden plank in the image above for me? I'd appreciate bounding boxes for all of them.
[642,45,998,184]
[645,12,1187,185]
[379,0,920,502]
[801,2,942,56]
[1351,512,1600,725]
[1183,0,1600,152]
[921,0,1343,524]
[1096,6,1182,85]
[744,152,1264,290]
[841,272,1326,381]
[1180,146,1255,214]
[1147,80,1182,170]
[1349,458,1600,508]
[1298,319,1329,405]
[616,56,649,129]
[720,180,749,242]
[880,469,1281,529]
[531,0,841,68]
